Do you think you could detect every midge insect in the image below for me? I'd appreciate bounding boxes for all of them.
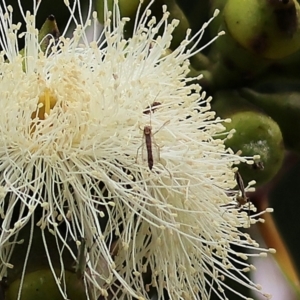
[234,171,252,222]
[138,101,169,170]
[140,122,169,170]
[220,171,252,221]
[235,171,249,207]
[143,125,155,170]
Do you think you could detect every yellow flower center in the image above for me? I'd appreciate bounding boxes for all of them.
[32,87,57,121]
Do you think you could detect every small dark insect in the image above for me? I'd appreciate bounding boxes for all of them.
[143,101,161,115]
[143,125,154,170]
[137,120,169,171]
[139,99,169,170]
[234,171,252,223]
[235,171,249,206]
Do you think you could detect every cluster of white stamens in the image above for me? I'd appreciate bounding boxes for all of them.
[0,1,273,299]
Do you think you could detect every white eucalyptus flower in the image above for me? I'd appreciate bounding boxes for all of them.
[0,0,273,299]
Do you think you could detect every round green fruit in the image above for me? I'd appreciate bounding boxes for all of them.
[224,0,300,59]
[211,90,284,186]
[225,111,284,186]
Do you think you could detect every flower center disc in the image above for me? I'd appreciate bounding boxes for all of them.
[32,87,57,121]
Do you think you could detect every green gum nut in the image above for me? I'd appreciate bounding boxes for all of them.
[212,90,284,186]
[223,0,300,59]
[5,269,87,300]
